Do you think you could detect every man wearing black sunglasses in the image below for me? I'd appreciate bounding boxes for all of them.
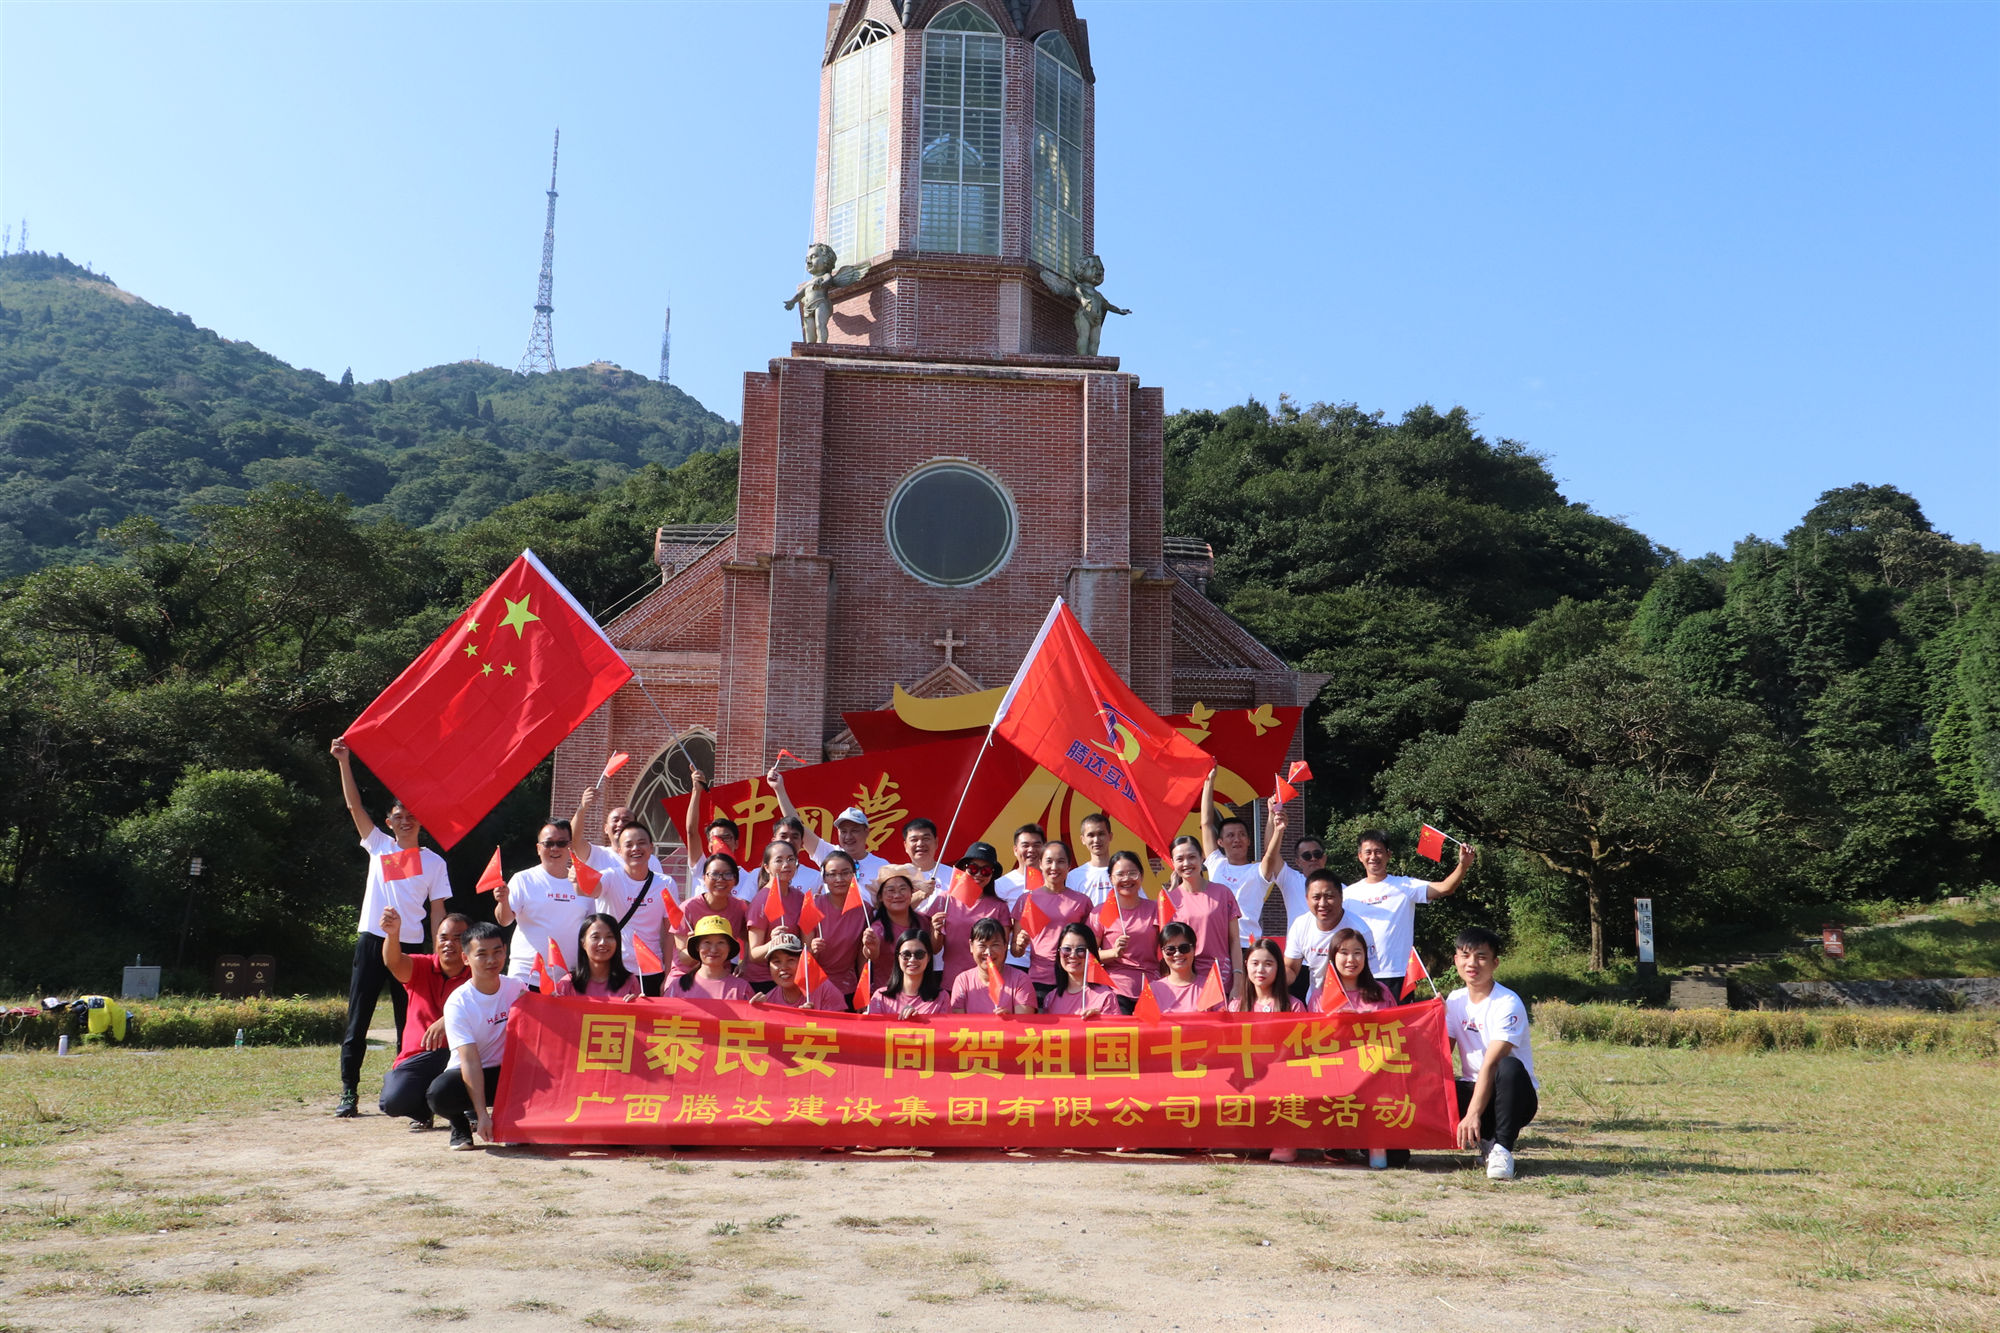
[493,820,591,991]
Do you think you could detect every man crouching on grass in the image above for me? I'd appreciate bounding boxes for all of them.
[1445,927,1540,1180]
[427,922,528,1151]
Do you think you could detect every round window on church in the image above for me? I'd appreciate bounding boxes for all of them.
[885,461,1018,588]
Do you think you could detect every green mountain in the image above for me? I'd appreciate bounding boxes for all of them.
[0,251,738,575]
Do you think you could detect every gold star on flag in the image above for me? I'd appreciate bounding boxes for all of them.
[480,664,493,677]
[502,663,517,677]
[463,642,479,658]
[467,619,480,633]
[499,595,540,637]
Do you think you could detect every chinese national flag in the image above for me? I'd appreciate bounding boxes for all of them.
[1401,948,1424,999]
[343,551,633,849]
[989,599,1213,856]
[1157,887,1177,927]
[985,962,1005,1008]
[852,958,872,1014]
[1023,865,1045,891]
[801,948,826,1000]
[1133,982,1163,1022]
[475,847,505,894]
[799,893,825,935]
[546,936,568,972]
[1275,775,1298,804]
[1287,760,1312,784]
[1197,962,1226,1011]
[1085,954,1115,988]
[660,891,686,934]
[380,847,424,881]
[632,934,665,975]
[1417,824,1448,863]
[532,952,554,991]
[571,857,601,897]
[1317,979,1349,1013]
[761,885,788,926]
[948,869,984,909]
[1096,897,1119,930]
[1017,891,1051,938]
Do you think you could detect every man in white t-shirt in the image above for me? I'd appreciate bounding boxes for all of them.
[1282,868,1353,1004]
[427,922,528,1151]
[1201,775,1307,950]
[992,823,1046,969]
[1065,811,1116,905]
[900,817,952,909]
[1342,827,1473,993]
[570,784,664,879]
[770,767,888,893]
[330,738,453,1119]
[494,820,593,988]
[1444,926,1539,1180]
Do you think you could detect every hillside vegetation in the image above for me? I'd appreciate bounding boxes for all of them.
[0,252,737,574]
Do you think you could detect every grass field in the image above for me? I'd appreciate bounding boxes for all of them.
[1733,900,2000,986]
[0,1037,1992,1333]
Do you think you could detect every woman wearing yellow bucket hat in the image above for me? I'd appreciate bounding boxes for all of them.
[670,914,751,1001]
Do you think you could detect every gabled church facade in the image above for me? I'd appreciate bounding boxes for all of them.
[553,0,1322,851]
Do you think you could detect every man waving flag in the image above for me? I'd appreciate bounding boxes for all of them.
[343,550,633,848]
[989,598,1212,856]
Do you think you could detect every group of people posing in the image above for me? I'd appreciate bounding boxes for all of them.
[331,743,1540,1177]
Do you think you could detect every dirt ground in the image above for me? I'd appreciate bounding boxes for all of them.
[0,1039,1991,1333]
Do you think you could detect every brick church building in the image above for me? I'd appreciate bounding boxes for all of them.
[552,0,1322,855]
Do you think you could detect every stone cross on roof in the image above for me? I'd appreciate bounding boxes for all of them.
[933,628,966,665]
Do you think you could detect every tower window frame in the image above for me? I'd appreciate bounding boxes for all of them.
[827,23,893,265]
[1032,30,1084,277]
[919,9,1004,256]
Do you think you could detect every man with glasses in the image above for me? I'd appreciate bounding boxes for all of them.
[329,738,452,1119]
[494,820,591,990]
[376,908,473,1130]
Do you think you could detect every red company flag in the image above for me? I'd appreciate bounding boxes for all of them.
[380,847,424,881]
[989,599,1213,856]
[947,868,984,909]
[632,934,665,975]
[475,847,505,895]
[343,551,634,849]
[1417,824,1448,863]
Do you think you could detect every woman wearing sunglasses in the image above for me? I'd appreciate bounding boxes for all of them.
[929,841,1011,992]
[865,928,949,1017]
[1041,922,1121,1017]
[1144,921,1229,1013]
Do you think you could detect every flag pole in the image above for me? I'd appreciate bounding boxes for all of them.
[940,731,997,859]
[631,679,705,779]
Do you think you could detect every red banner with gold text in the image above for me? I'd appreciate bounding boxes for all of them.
[493,995,1458,1150]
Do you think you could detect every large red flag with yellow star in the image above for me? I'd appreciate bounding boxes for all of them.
[343,550,632,848]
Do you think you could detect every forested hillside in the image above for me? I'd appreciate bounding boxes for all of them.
[0,252,737,575]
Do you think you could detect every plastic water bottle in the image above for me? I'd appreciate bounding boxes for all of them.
[55,1035,69,1057]
[234,1028,245,1049]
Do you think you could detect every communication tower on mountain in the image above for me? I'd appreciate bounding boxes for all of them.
[516,131,560,376]
[658,302,671,385]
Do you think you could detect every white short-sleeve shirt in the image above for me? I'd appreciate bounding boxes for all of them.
[594,865,681,975]
[812,836,886,897]
[503,866,593,984]
[356,830,452,942]
[1206,851,1303,947]
[1446,983,1538,1088]
[1283,913,1357,1002]
[1066,862,1114,906]
[443,975,529,1070]
[1340,875,1430,976]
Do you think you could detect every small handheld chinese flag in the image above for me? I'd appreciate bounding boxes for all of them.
[799,892,825,935]
[1197,963,1226,1011]
[532,952,555,991]
[1096,897,1119,930]
[762,884,788,926]
[1017,891,1051,937]
[1023,865,1045,891]
[800,948,825,1001]
[948,868,984,909]
[1287,760,1312,785]
[1317,979,1350,1013]
[381,847,424,881]
[1400,948,1424,999]
[571,857,601,897]
[1275,774,1299,804]
[706,831,730,857]
[660,891,686,933]
[632,934,665,975]
[1085,953,1115,988]
[1157,887,1177,927]
[546,936,568,972]
[475,847,505,895]
[776,748,800,765]
[599,751,631,782]
[1133,982,1163,1022]
[985,962,1005,1008]
[1416,824,1448,863]
[852,958,872,1013]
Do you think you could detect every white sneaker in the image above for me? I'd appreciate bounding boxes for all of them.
[1485,1144,1515,1180]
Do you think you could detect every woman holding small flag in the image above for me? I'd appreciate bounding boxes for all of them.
[928,841,1010,991]
[1011,840,1094,1004]
[671,854,750,980]
[1095,850,1160,1015]
[861,866,936,968]
[1163,835,1243,1000]
[866,928,949,1016]
[947,917,1036,1013]
[1142,922,1229,1014]
[752,930,849,1010]
[744,840,810,992]
[1322,928,1397,1013]
[1042,923,1122,1017]
[549,914,643,999]
[804,850,869,1002]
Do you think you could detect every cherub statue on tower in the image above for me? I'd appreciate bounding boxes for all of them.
[783,242,871,344]
[1040,254,1131,357]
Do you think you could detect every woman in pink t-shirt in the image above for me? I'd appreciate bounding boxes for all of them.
[928,842,1009,991]
[947,917,1036,1014]
[550,913,644,999]
[745,840,809,991]
[1042,922,1120,1017]
[1144,921,1228,1013]
[861,867,935,968]
[751,930,849,1011]
[1323,927,1398,1012]
[806,851,869,1000]
[1163,835,1242,997]
[866,927,949,1017]
[1231,938,1307,1015]
[1011,840,1093,996]
[1096,850,1160,1014]
[670,914,752,1001]
[671,853,749,979]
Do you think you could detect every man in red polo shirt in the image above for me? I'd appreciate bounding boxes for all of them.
[377,907,472,1130]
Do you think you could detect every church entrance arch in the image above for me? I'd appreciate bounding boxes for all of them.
[627,730,715,849]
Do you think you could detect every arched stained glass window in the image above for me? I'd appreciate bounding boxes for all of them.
[920,7,1003,255]
[627,732,717,850]
[828,24,893,264]
[1032,30,1084,276]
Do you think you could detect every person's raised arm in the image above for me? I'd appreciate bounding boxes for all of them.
[685,770,708,850]
[1199,766,1221,862]
[1427,843,1476,900]
[767,764,802,825]
[1456,1037,1513,1149]
[330,738,377,843]
[492,877,516,928]
[571,785,596,851]
[1259,795,1287,884]
[380,908,414,984]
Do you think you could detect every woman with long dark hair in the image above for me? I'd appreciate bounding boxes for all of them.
[1097,850,1160,1015]
[1041,922,1120,1017]
[865,928,948,1017]
[550,913,641,998]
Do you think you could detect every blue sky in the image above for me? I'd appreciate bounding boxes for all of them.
[2,1,1994,559]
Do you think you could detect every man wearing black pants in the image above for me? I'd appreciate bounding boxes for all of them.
[331,737,452,1118]
[1444,926,1540,1181]
[429,922,528,1150]
[377,908,472,1128]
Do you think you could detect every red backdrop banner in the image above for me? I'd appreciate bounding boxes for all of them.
[492,995,1460,1151]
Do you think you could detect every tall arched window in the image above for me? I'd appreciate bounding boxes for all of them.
[828,22,893,265]
[1032,31,1083,276]
[920,5,1003,255]
[627,732,717,851]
